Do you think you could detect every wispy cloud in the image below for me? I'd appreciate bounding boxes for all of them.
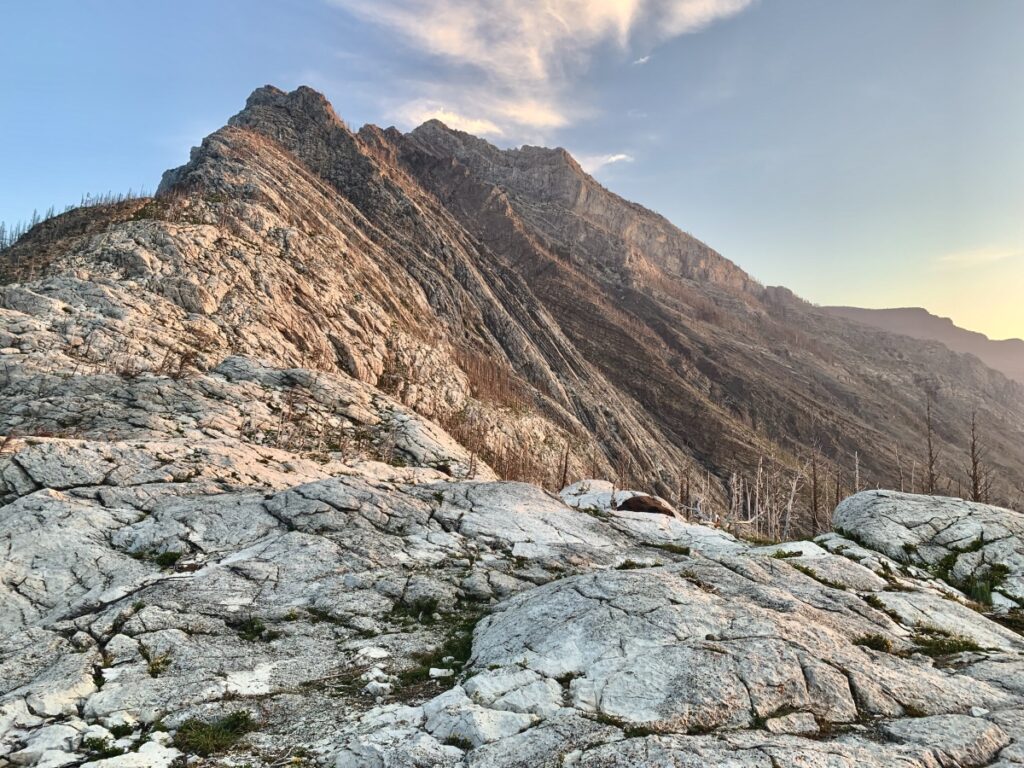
[326,0,755,138]
[937,247,1023,270]
[633,55,651,65]
[576,152,635,174]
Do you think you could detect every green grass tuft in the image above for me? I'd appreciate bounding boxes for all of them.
[172,711,255,757]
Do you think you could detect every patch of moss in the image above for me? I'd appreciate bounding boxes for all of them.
[771,550,802,559]
[172,711,255,757]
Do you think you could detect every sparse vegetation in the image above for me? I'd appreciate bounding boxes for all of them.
[228,615,282,643]
[615,559,653,570]
[397,612,481,690]
[911,627,983,657]
[82,737,125,759]
[154,551,183,569]
[854,634,894,653]
[391,596,440,624]
[172,711,255,757]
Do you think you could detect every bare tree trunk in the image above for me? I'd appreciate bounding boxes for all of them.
[895,443,904,492]
[926,395,940,494]
[810,455,820,535]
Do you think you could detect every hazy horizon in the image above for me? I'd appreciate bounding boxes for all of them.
[2,0,1021,340]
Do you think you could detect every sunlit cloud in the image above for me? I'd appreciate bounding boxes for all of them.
[633,55,652,65]
[326,0,755,137]
[937,247,1023,270]
[576,152,635,173]
[396,100,504,136]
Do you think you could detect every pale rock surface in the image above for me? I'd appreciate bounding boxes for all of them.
[2,86,1024,768]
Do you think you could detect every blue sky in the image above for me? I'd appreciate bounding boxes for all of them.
[2,0,1022,338]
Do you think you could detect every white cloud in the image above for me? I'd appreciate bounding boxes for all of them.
[327,0,754,136]
[937,247,1022,270]
[633,55,651,65]
[396,101,504,136]
[576,152,635,173]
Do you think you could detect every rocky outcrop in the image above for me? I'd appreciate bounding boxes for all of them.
[834,491,1024,610]
[3,431,1022,766]
[2,85,1024,766]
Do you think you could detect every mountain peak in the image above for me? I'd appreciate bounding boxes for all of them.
[229,84,348,136]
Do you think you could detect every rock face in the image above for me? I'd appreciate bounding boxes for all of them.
[4,84,1024,518]
[834,490,1024,609]
[1,85,1024,766]
[3,430,1023,766]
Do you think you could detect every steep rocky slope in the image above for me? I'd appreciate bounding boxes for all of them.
[2,84,1024,767]
[3,84,1024,523]
[825,306,1024,386]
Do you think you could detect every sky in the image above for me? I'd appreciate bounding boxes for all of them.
[2,0,1022,339]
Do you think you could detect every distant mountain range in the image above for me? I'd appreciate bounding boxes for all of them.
[824,306,1024,385]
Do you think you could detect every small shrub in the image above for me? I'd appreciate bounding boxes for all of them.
[443,735,474,750]
[154,551,182,569]
[615,560,652,570]
[912,627,983,657]
[172,711,255,757]
[651,543,690,556]
[854,634,894,653]
[771,550,802,559]
[82,737,124,759]
[148,654,171,678]
[107,723,134,739]
[863,594,886,611]
[228,616,281,643]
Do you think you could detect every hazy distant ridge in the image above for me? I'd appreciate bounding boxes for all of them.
[824,306,1024,385]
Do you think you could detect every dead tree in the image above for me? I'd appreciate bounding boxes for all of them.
[965,410,993,503]
[810,455,821,535]
[925,395,940,494]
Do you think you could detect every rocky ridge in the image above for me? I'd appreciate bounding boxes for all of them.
[5,84,1024,522]
[1,85,1023,766]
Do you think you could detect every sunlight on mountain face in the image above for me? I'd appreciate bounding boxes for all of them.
[2,5,1024,766]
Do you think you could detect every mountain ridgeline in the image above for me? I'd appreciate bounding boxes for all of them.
[3,85,1023,534]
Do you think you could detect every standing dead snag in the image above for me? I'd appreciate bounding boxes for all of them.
[965,410,993,503]
[925,394,940,495]
[810,455,820,535]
